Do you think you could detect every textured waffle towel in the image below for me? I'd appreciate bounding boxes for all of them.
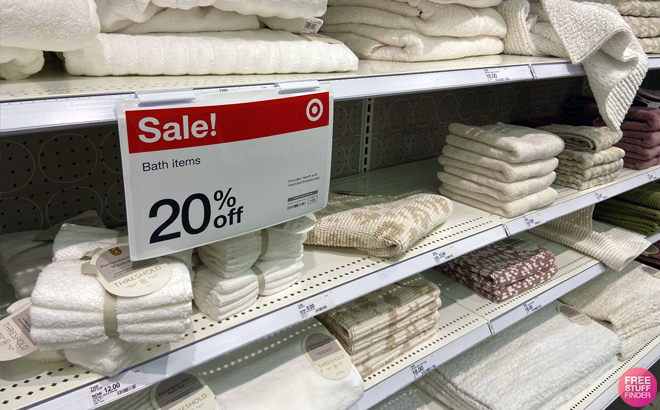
[530,206,650,270]
[639,37,660,53]
[305,193,453,257]
[615,180,660,209]
[587,0,660,17]
[438,168,556,202]
[537,125,622,152]
[415,302,621,410]
[560,262,660,359]
[593,199,660,235]
[557,146,625,169]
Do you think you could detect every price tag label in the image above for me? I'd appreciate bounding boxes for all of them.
[409,356,436,380]
[523,297,542,315]
[297,292,335,320]
[116,86,333,260]
[431,246,455,265]
[593,190,610,202]
[87,380,139,407]
[484,68,510,83]
[523,213,543,229]
[649,171,660,182]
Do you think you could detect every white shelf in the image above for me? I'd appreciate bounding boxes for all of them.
[2,55,659,134]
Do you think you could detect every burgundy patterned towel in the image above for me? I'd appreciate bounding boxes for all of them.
[620,130,660,148]
[595,106,660,132]
[436,241,556,288]
[636,241,660,270]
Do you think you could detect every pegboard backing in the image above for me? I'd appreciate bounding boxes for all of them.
[368,77,584,170]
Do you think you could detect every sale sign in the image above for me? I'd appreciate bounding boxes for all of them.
[116,85,333,260]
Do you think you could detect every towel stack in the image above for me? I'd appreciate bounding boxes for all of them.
[437,122,564,218]
[435,241,558,302]
[599,105,660,170]
[537,124,624,190]
[194,228,306,321]
[319,0,506,62]
[560,262,660,360]
[415,302,621,410]
[585,0,660,53]
[318,275,440,377]
[61,0,358,76]
[594,182,660,235]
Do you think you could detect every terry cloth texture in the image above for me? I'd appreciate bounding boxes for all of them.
[557,146,625,169]
[624,155,660,169]
[560,262,660,360]
[64,337,147,376]
[319,275,440,377]
[438,168,556,202]
[554,172,620,190]
[537,125,622,152]
[620,131,660,148]
[63,30,358,76]
[585,0,660,17]
[616,140,660,159]
[192,265,259,321]
[497,0,647,130]
[636,241,660,269]
[616,181,660,209]
[530,206,650,270]
[595,105,660,132]
[594,199,660,235]
[305,193,453,257]
[415,302,621,410]
[556,159,624,180]
[0,47,43,80]
[6,299,66,363]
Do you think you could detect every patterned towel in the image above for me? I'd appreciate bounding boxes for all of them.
[616,182,660,209]
[556,159,623,180]
[594,199,660,235]
[622,16,660,37]
[557,146,625,169]
[538,125,621,152]
[555,172,619,190]
[306,193,453,257]
[639,37,660,53]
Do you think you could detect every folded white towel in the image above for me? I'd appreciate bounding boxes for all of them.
[555,172,619,190]
[438,168,556,202]
[254,257,304,295]
[415,302,621,410]
[260,228,306,261]
[192,266,258,321]
[439,147,559,183]
[6,299,66,363]
[397,0,502,8]
[63,30,358,76]
[257,16,310,33]
[438,184,558,218]
[447,123,565,163]
[117,7,259,34]
[95,0,163,32]
[584,0,660,17]
[0,47,44,80]
[198,232,262,277]
[64,337,146,376]
[52,224,119,261]
[619,326,660,360]
[322,27,503,62]
[322,5,507,38]
[207,0,327,19]
[0,0,100,51]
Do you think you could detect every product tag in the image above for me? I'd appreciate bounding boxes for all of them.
[272,213,317,234]
[594,189,610,202]
[409,355,436,380]
[431,245,455,265]
[151,373,216,410]
[484,68,510,83]
[642,245,659,256]
[302,332,352,380]
[523,213,543,229]
[558,304,593,326]
[302,18,323,35]
[302,33,344,44]
[640,264,660,278]
[523,297,542,315]
[87,380,139,407]
[0,302,38,361]
[297,292,335,320]
[89,244,171,297]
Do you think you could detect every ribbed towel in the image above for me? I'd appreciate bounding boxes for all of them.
[557,146,625,169]
[438,184,558,218]
[594,106,660,132]
[620,130,660,148]
[63,31,358,76]
[605,182,660,211]
[622,16,660,37]
[305,193,453,257]
[624,155,660,170]
[64,337,146,376]
[530,206,650,270]
[6,299,66,363]
[439,147,559,183]
[438,168,556,202]
[537,125,622,152]
[593,199,660,235]
[555,171,619,190]
[556,159,623,180]
[560,262,660,359]
[192,266,258,321]
[415,302,621,410]
[447,123,564,163]
[198,231,261,277]
[0,47,43,80]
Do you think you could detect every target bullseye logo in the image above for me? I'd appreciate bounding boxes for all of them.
[306,98,323,121]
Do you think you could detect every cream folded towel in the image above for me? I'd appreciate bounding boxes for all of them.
[447,122,565,163]
[260,228,306,260]
[556,159,623,180]
[63,30,358,76]
[52,224,119,261]
[439,184,558,218]
[254,257,305,295]
[537,125,622,152]
[619,326,660,360]
[305,193,453,257]
[198,232,262,278]
[321,5,507,38]
[0,0,100,51]
[205,0,327,19]
[400,0,502,7]
[439,147,559,183]
[0,47,43,80]
[415,302,621,410]
[622,16,660,37]
[64,337,146,376]
[555,171,619,190]
[330,0,500,13]
[117,7,259,34]
[639,37,660,53]
[557,146,625,169]
[6,299,66,363]
[438,168,556,202]
[324,28,503,62]
[530,206,650,270]
[192,266,258,321]
[584,0,660,17]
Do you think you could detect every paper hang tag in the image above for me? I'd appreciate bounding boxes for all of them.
[558,304,593,326]
[640,264,660,278]
[302,332,352,380]
[88,244,171,297]
[642,245,659,256]
[301,33,344,45]
[271,213,317,234]
[0,301,38,361]
[302,18,323,35]
[150,373,216,410]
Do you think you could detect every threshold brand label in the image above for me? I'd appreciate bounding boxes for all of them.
[117,86,333,260]
[151,373,216,410]
[0,302,38,361]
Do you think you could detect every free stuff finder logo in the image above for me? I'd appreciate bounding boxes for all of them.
[618,368,657,407]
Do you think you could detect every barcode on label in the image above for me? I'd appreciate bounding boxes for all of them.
[523,298,541,315]
[288,202,305,210]
[89,383,137,406]
[297,293,334,320]
[118,384,137,395]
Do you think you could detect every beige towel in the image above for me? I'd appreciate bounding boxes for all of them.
[622,16,660,37]
[556,159,623,180]
[554,171,619,190]
[537,125,622,152]
[557,146,625,169]
[639,37,660,53]
[305,193,453,257]
[438,167,556,201]
[584,0,660,17]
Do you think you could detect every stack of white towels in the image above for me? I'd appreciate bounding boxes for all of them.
[319,0,507,61]
[194,227,306,321]
[438,122,564,218]
[25,224,194,376]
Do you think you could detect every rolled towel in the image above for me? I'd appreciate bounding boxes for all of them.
[593,199,660,235]
[556,158,623,180]
[0,0,100,51]
[594,106,660,132]
[260,228,306,260]
[415,302,621,410]
[448,122,565,163]
[537,125,621,152]
[63,30,358,76]
[620,131,660,148]
[117,7,259,34]
[192,266,258,321]
[64,337,146,376]
[305,193,453,257]
[5,299,65,363]
[0,47,44,80]
[557,146,625,169]
[198,232,261,277]
[554,171,619,190]
[438,184,558,218]
[439,148,559,183]
[438,168,556,202]
[254,257,305,296]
